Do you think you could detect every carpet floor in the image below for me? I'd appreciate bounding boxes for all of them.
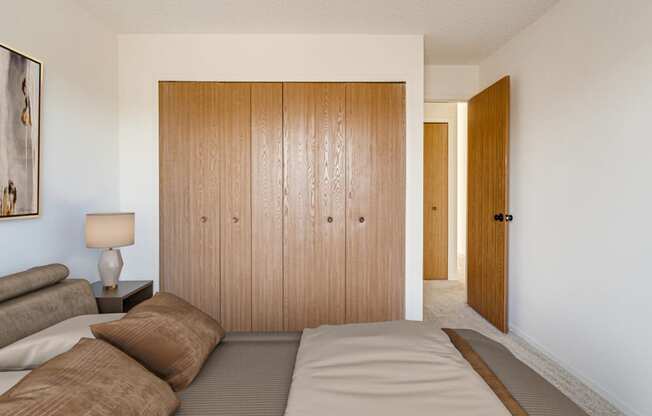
[423,280,622,416]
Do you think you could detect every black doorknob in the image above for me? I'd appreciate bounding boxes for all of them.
[494,213,504,222]
[359,217,365,223]
[505,214,514,222]
[327,216,333,223]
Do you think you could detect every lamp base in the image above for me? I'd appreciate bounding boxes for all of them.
[99,248,124,288]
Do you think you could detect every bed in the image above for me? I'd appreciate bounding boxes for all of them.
[0,265,588,416]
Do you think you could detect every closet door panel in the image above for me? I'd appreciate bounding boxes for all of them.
[283,83,346,331]
[346,83,405,323]
[159,82,221,321]
[219,83,252,331]
[251,83,284,331]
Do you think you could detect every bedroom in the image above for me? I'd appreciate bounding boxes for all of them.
[0,1,650,415]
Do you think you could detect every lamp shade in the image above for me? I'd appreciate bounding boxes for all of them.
[85,213,135,249]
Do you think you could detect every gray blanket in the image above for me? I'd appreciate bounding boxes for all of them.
[176,332,300,416]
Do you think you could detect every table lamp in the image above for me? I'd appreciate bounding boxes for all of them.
[85,213,135,288]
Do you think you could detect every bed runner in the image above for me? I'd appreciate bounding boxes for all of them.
[444,329,588,416]
[443,328,527,415]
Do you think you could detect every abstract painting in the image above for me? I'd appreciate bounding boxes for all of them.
[0,43,41,219]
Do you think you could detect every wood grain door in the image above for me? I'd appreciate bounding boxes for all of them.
[251,83,284,331]
[467,76,510,333]
[346,83,405,323]
[423,123,448,280]
[218,83,252,332]
[283,83,346,331]
[159,82,221,321]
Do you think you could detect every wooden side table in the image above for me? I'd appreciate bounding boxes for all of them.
[91,280,154,313]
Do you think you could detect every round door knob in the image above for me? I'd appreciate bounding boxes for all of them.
[327,216,333,223]
[359,217,365,223]
[232,217,239,223]
[494,213,504,222]
[200,216,208,223]
[432,206,437,211]
[505,214,514,222]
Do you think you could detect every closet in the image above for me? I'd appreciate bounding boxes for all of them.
[159,81,405,331]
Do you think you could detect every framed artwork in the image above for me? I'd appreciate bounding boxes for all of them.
[0,43,41,220]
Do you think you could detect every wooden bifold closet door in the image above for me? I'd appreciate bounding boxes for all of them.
[345,83,405,323]
[159,82,222,322]
[283,83,347,331]
[251,84,284,331]
[160,81,404,331]
[218,84,252,332]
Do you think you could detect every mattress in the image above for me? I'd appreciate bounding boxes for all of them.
[176,332,301,416]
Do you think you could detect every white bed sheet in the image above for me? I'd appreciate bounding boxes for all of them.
[0,313,124,371]
[0,371,28,395]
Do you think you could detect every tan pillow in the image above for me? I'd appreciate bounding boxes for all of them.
[0,338,179,416]
[91,292,225,391]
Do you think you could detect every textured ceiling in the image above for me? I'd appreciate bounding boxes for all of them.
[75,0,558,64]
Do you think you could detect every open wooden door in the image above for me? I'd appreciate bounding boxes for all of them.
[467,76,510,333]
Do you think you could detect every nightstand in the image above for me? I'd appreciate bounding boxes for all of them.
[90,280,153,313]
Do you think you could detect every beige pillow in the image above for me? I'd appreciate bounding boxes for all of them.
[91,292,225,391]
[0,313,124,371]
[0,338,179,416]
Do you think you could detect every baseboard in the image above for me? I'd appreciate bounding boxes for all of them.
[509,324,641,416]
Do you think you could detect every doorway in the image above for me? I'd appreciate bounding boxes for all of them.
[424,77,510,333]
[423,103,468,283]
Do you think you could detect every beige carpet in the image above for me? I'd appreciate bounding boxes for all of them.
[424,280,622,416]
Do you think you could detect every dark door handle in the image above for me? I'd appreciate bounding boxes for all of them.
[327,216,333,223]
[505,214,514,222]
[200,216,208,223]
[359,217,365,223]
[494,213,504,222]
[232,217,239,224]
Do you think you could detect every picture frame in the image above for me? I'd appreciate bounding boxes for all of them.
[0,42,42,220]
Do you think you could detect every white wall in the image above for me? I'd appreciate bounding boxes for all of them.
[423,103,458,281]
[456,103,468,280]
[0,1,118,279]
[424,65,478,102]
[117,34,425,320]
[480,1,652,415]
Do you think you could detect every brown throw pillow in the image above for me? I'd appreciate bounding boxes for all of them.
[0,338,179,416]
[91,292,225,391]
